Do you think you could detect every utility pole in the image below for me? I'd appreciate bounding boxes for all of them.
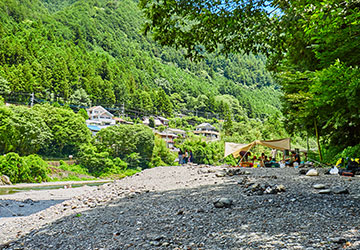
[31,92,34,107]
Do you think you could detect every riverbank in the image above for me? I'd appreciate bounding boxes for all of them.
[1,165,360,249]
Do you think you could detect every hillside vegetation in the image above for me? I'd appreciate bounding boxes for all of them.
[0,0,281,119]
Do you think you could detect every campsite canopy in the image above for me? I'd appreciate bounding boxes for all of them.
[224,138,291,158]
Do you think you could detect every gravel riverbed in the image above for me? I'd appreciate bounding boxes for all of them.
[1,165,360,249]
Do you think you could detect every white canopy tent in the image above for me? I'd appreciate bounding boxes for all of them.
[225,138,292,159]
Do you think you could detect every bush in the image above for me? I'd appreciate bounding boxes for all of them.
[151,136,176,167]
[77,144,128,177]
[335,144,360,160]
[23,155,50,183]
[177,135,223,165]
[95,124,154,168]
[0,153,49,183]
[58,161,90,175]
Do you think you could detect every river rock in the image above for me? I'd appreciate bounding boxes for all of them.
[1,175,12,185]
[332,187,349,194]
[213,197,233,208]
[275,184,286,192]
[299,169,307,175]
[215,172,226,177]
[313,184,326,189]
[306,169,319,176]
[318,189,331,194]
[330,237,346,244]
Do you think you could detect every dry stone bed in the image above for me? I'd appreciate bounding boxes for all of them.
[1,166,360,249]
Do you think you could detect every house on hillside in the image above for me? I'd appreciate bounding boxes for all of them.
[193,123,220,141]
[167,128,186,138]
[143,117,163,127]
[113,117,134,125]
[157,116,169,126]
[154,130,178,149]
[86,106,115,127]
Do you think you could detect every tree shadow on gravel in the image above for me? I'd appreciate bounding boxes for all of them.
[2,180,360,250]
[0,199,65,217]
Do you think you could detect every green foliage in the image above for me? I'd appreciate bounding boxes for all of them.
[94,124,154,168]
[0,153,49,183]
[77,143,137,178]
[78,108,88,120]
[58,161,90,175]
[151,136,176,167]
[0,77,11,95]
[0,0,280,119]
[149,116,155,128]
[178,135,223,165]
[33,103,92,156]
[336,144,360,160]
[223,104,233,135]
[23,154,50,182]
[140,0,359,157]
[0,105,52,155]
[0,103,91,157]
[69,88,91,108]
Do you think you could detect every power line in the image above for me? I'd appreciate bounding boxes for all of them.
[1,91,230,121]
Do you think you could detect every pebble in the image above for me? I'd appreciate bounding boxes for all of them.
[318,189,331,194]
[313,184,326,189]
[332,187,349,194]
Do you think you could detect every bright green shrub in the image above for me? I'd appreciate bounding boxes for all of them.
[78,144,128,177]
[0,153,49,183]
[23,155,50,183]
[336,144,360,160]
[151,136,176,167]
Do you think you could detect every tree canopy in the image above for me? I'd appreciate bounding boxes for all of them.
[140,0,360,156]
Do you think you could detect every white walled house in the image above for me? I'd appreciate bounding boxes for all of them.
[86,106,115,128]
[193,123,220,141]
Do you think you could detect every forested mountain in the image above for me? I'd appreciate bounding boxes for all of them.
[0,0,281,119]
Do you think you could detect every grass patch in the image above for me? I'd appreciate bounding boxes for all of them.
[99,168,141,179]
[49,175,97,182]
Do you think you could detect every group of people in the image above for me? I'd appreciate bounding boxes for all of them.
[178,149,193,165]
[240,149,303,168]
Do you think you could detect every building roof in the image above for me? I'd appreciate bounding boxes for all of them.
[157,116,169,122]
[113,117,134,124]
[87,106,113,117]
[193,130,220,135]
[197,123,213,128]
[167,128,186,134]
[155,131,177,138]
[87,125,102,131]
[196,123,218,131]
[143,117,163,126]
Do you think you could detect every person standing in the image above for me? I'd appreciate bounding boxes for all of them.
[271,149,277,161]
[184,150,189,164]
[189,150,193,163]
[178,149,183,165]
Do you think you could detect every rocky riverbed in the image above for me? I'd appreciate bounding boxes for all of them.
[1,165,360,249]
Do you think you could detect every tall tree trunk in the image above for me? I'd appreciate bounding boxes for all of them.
[314,119,323,161]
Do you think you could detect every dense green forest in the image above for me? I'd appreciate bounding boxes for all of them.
[1,0,329,184]
[0,0,281,119]
[140,0,360,161]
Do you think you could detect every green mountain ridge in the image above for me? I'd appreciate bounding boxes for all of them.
[0,0,281,119]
